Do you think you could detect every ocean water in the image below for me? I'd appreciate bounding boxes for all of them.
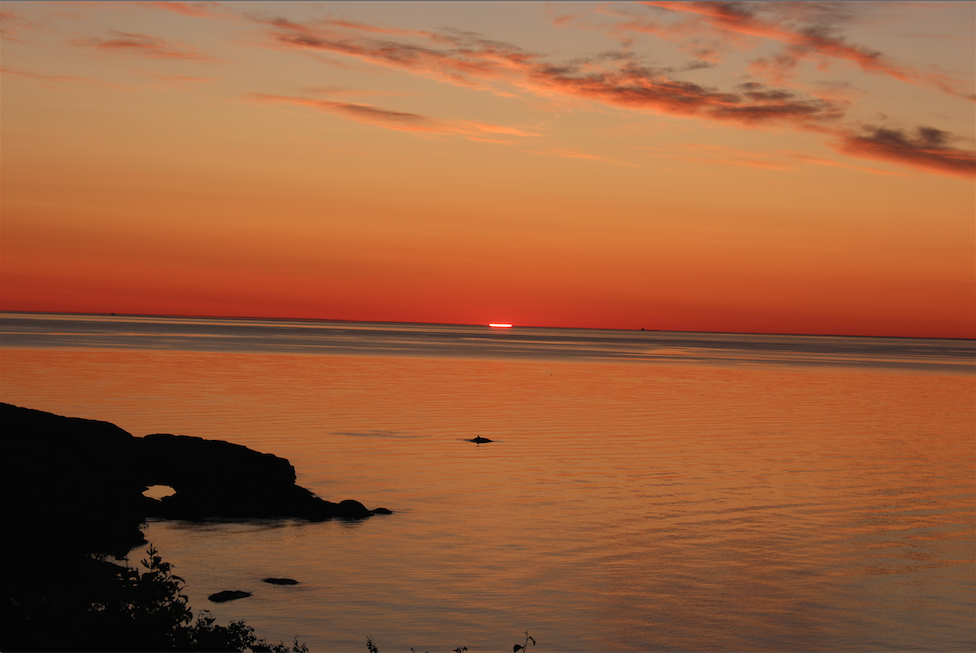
[1,312,973,652]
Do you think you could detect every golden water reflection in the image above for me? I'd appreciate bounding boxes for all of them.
[1,347,973,651]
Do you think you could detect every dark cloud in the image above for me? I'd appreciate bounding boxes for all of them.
[248,93,537,141]
[681,60,716,72]
[265,15,846,129]
[249,93,437,130]
[253,12,970,176]
[320,100,429,127]
[837,126,976,177]
[738,83,797,102]
[641,1,974,98]
[267,28,521,87]
[529,64,844,126]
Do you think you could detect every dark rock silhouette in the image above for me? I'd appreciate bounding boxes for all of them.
[1,402,377,652]
[335,498,373,519]
[1,403,150,560]
[208,590,252,603]
[138,433,379,521]
[467,436,493,444]
[0,403,391,572]
[262,578,299,585]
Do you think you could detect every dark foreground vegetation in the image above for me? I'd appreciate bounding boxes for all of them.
[3,542,308,652]
[0,403,387,652]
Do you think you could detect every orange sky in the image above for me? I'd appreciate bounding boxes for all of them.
[1,1,974,338]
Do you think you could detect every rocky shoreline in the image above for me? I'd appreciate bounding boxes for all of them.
[2,402,389,534]
[1,402,390,650]
[1,401,390,576]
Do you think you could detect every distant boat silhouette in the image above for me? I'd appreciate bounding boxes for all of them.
[467,436,492,444]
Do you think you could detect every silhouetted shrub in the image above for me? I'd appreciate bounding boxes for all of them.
[1,546,306,652]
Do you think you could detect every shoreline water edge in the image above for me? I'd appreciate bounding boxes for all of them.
[0,402,389,651]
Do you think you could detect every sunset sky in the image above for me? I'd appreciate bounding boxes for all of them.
[2,1,974,338]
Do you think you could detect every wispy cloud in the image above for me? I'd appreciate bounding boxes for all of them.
[637,2,975,100]
[71,30,211,61]
[655,143,798,171]
[636,142,906,176]
[0,10,42,42]
[145,73,216,83]
[245,11,973,178]
[136,2,226,19]
[533,148,634,166]
[792,153,906,177]
[248,93,537,142]
[1,65,129,90]
[525,69,845,128]
[255,16,534,90]
[256,15,844,129]
[305,17,427,38]
[146,1,229,19]
[834,126,976,177]
[298,85,405,98]
[2,65,86,84]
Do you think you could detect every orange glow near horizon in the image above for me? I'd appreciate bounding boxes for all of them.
[489,324,513,329]
[0,2,973,338]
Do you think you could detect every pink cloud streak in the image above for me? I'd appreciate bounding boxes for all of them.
[248,93,537,142]
[71,30,211,61]
[137,2,225,19]
[639,1,975,100]
[0,10,42,42]
[249,12,974,178]
[259,16,844,129]
[534,149,632,166]
[1,65,130,90]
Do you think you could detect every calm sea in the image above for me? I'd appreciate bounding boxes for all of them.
[1,312,973,652]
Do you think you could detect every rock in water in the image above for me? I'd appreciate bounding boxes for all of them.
[336,498,372,519]
[208,590,252,603]
[263,577,299,585]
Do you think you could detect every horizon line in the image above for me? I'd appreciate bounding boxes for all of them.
[1,309,972,342]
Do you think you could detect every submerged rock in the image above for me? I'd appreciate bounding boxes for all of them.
[262,578,299,585]
[208,590,252,603]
